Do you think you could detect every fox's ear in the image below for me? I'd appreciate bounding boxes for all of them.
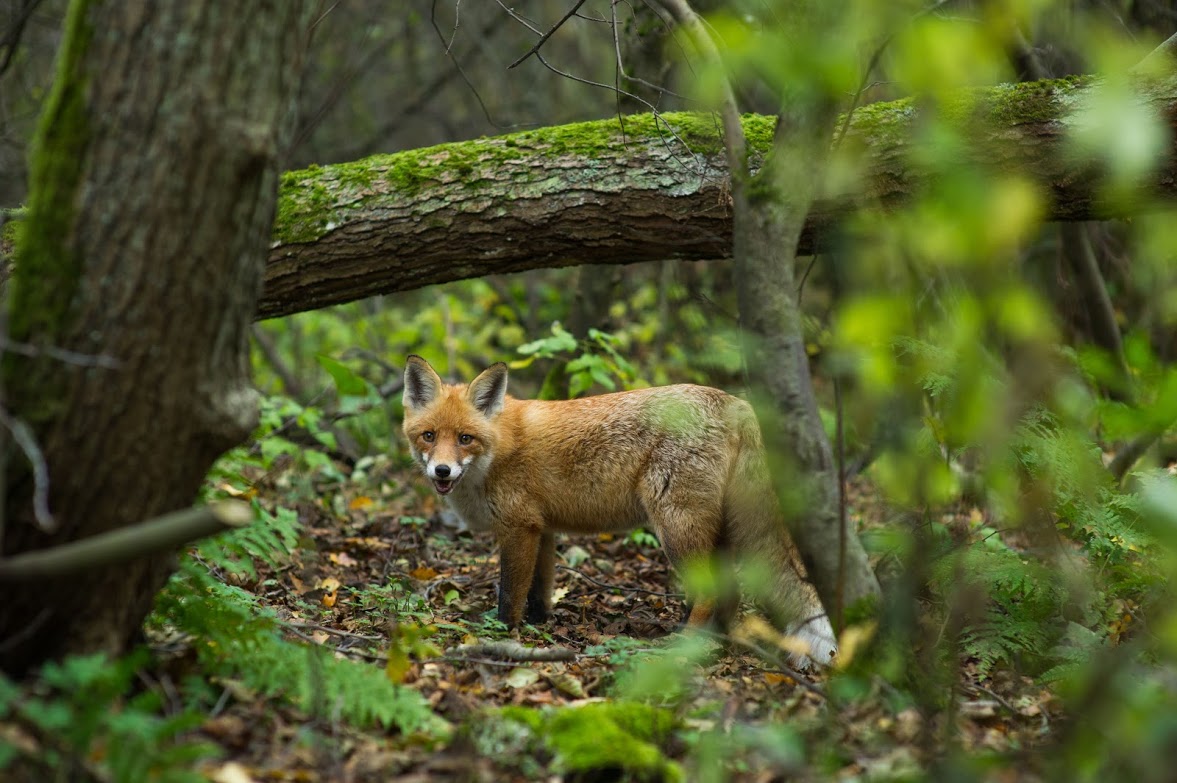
[403,355,443,410]
[467,362,508,417]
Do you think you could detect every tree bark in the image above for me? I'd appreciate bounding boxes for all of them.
[1,0,314,676]
[736,105,882,623]
[260,71,1177,319]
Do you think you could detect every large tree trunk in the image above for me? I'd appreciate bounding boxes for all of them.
[259,71,1177,320]
[0,0,314,676]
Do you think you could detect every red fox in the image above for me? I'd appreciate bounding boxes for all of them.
[401,355,837,669]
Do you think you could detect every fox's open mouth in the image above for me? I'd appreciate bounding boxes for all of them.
[432,478,456,495]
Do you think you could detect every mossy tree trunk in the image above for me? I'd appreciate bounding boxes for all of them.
[0,0,314,676]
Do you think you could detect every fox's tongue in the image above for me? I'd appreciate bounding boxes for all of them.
[433,479,455,495]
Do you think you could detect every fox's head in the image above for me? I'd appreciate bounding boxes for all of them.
[401,355,509,496]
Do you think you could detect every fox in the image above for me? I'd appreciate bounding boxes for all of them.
[401,354,838,669]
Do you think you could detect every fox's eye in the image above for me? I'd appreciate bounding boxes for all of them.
[421,431,435,443]
[458,434,473,445]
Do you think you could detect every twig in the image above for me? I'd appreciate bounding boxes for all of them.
[557,563,683,598]
[609,1,691,105]
[509,0,590,69]
[431,0,509,129]
[0,501,252,581]
[440,655,522,668]
[1132,29,1177,74]
[731,635,828,700]
[287,621,383,641]
[831,0,954,152]
[445,639,578,662]
[0,408,54,532]
[445,0,463,53]
[0,607,50,653]
[251,325,305,399]
[0,0,42,78]
[0,337,118,369]
[653,0,748,222]
[285,624,388,662]
[834,376,847,633]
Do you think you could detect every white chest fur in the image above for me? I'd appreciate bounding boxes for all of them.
[445,467,496,532]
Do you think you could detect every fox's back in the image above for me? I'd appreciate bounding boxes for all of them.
[485,385,756,533]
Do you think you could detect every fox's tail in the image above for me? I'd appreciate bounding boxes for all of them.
[724,402,838,670]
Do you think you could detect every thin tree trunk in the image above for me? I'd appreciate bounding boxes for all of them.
[735,113,882,619]
[1,0,314,676]
[653,0,881,623]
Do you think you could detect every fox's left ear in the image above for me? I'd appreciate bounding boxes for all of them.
[468,362,508,417]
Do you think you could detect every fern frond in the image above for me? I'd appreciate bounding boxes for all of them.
[152,563,443,736]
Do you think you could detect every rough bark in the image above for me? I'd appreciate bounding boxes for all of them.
[0,0,314,676]
[261,72,1177,319]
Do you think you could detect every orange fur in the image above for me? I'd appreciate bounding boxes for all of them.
[401,355,837,668]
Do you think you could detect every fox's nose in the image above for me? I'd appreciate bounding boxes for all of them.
[434,464,451,478]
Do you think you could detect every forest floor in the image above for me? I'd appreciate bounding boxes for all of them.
[192,456,1058,782]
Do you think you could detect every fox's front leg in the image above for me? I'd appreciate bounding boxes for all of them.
[525,532,556,624]
[496,521,545,627]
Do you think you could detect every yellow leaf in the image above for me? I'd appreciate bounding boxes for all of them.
[318,577,341,608]
[764,671,793,686]
[410,566,438,580]
[386,646,411,683]
[349,496,373,511]
[835,621,879,670]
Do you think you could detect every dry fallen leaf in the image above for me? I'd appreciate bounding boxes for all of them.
[329,551,358,567]
[319,576,341,608]
[210,761,257,783]
[549,672,586,698]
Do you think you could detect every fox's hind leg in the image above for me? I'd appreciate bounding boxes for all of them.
[640,486,736,631]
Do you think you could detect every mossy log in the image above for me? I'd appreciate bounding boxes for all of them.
[261,73,1177,320]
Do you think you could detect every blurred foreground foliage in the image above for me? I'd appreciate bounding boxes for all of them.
[5,0,1177,780]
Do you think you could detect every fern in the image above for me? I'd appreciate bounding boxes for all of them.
[1012,409,1161,596]
[1040,622,1105,684]
[153,564,443,735]
[931,543,1068,676]
[960,610,1054,675]
[191,502,301,579]
[1,652,219,783]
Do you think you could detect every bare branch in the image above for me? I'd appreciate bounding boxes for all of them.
[653,0,746,178]
[0,409,54,533]
[0,501,252,581]
[0,337,119,369]
[430,0,511,129]
[609,0,692,105]
[508,0,590,69]
[1133,29,1177,74]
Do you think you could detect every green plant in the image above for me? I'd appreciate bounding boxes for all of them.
[516,323,639,398]
[152,564,443,735]
[472,701,683,782]
[0,652,219,783]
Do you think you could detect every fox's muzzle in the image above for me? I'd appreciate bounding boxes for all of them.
[428,463,458,495]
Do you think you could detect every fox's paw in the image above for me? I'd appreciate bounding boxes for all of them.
[524,601,550,625]
[786,614,838,672]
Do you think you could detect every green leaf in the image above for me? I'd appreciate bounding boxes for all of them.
[316,354,368,397]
